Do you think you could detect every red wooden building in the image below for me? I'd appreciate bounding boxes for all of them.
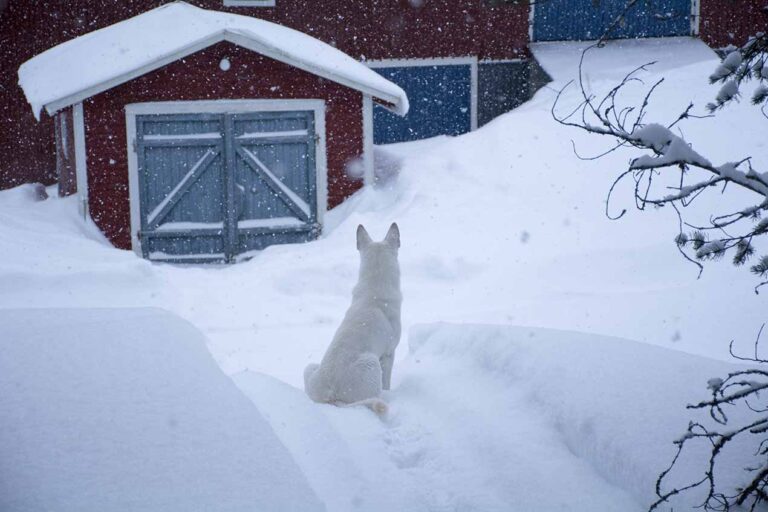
[17,2,407,262]
[2,0,764,261]
[699,0,767,49]
[0,0,529,193]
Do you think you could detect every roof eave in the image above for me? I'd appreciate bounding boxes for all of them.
[40,31,227,117]
[38,29,405,117]
[224,30,405,112]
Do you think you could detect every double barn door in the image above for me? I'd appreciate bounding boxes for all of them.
[135,110,319,263]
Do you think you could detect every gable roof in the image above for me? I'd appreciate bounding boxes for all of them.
[18,2,409,120]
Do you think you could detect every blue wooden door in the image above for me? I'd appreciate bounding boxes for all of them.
[136,111,318,263]
[137,114,228,263]
[231,112,319,257]
[533,0,691,41]
[372,64,472,144]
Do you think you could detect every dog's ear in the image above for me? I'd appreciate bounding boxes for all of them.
[356,224,372,250]
[384,222,400,248]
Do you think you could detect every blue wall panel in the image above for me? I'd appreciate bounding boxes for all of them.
[373,64,472,144]
[533,0,691,42]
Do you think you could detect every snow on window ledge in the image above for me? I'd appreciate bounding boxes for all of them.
[224,0,275,7]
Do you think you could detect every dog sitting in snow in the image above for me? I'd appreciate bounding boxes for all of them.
[304,223,402,415]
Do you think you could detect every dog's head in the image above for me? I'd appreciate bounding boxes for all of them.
[356,223,401,289]
[357,223,400,272]
[357,223,399,252]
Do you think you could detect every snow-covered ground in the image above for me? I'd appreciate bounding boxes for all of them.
[0,308,322,512]
[234,324,749,511]
[1,37,764,510]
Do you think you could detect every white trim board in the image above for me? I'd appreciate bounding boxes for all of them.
[72,102,89,220]
[361,94,374,186]
[690,0,701,36]
[365,56,479,132]
[125,98,328,257]
[366,56,478,68]
[44,30,402,117]
[479,58,525,64]
[528,0,535,42]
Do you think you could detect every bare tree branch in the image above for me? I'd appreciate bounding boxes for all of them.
[552,31,768,287]
[651,326,768,511]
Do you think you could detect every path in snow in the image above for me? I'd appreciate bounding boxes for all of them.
[233,324,750,511]
[235,345,642,512]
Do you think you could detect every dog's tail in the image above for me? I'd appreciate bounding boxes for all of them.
[337,398,388,417]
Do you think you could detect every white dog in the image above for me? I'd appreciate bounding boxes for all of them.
[304,223,402,415]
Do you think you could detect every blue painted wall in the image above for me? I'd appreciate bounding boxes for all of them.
[373,64,472,144]
[533,0,691,41]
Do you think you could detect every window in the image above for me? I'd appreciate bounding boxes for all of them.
[223,0,275,7]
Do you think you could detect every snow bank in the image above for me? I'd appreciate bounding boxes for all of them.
[0,187,167,310]
[233,371,401,512]
[531,37,718,81]
[0,308,323,512]
[234,358,640,511]
[18,1,408,118]
[409,323,752,510]
[220,324,754,511]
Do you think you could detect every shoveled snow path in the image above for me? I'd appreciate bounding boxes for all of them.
[235,347,641,511]
[235,324,748,512]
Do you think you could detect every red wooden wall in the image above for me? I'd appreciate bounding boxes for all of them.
[83,41,363,250]
[699,0,767,48]
[0,0,529,192]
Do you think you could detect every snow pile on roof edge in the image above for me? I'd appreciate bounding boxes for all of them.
[18,1,408,119]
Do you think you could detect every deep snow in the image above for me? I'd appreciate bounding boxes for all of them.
[233,324,753,511]
[0,308,322,512]
[1,37,766,510]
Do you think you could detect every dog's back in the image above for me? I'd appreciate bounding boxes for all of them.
[304,224,401,413]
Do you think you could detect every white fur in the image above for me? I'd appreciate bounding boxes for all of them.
[304,223,402,415]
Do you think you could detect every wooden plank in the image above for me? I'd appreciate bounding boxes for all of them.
[142,228,225,238]
[236,135,312,145]
[237,223,317,236]
[146,148,219,229]
[138,139,223,149]
[222,114,238,262]
[235,145,311,222]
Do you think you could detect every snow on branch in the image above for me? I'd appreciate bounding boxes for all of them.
[707,33,768,115]
[552,34,768,292]
[651,326,768,511]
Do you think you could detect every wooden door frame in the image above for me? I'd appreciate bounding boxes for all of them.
[125,99,327,258]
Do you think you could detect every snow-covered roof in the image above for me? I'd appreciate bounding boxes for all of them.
[18,2,409,120]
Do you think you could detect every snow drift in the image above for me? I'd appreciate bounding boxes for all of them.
[0,308,323,512]
[408,323,752,510]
